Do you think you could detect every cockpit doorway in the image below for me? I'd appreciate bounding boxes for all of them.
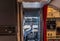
[22,9,41,41]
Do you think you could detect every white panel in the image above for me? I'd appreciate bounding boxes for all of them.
[22,2,44,8]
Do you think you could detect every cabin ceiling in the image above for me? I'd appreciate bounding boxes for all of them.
[50,0,60,9]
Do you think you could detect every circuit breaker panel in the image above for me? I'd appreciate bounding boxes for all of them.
[47,5,60,41]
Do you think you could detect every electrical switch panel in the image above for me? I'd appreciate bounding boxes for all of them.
[0,25,16,35]
[47,18,56,30]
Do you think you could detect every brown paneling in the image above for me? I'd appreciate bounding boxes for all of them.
[18,0,41,2]
[0,0,17,26]
[0,0,17,41]
[23,0,41,2]
[0,36,16,41]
